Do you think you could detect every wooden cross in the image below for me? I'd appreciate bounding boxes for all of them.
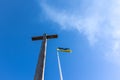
[32,33,58,80]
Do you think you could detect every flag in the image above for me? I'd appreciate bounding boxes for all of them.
[57,47,72,53]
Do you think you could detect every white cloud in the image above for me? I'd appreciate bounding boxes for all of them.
[41,0,120,65]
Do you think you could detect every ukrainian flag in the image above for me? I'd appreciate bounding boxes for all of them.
[57,47,72,53]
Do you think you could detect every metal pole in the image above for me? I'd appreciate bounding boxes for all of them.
[57,51,63,80]
[34,34,47,80]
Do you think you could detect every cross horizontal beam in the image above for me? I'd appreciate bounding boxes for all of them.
[32,34,58,41]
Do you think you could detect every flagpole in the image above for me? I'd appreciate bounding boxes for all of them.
[57,51,63,80]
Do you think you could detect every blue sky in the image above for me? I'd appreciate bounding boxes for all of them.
[0,0,120,80]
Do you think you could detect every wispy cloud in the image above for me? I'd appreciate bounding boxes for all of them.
[41,0,120,65]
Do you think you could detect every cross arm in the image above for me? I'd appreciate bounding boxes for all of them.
[32,34,58,41]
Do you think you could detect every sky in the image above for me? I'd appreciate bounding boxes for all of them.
[0,0,120,80]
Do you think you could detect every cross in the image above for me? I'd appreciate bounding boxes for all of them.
[32,33,58,80]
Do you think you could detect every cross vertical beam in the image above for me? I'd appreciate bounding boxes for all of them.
[32,34,58,80]
[34,34,47,80]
